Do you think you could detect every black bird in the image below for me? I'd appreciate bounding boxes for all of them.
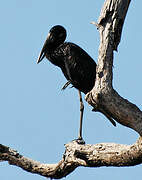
[37,25,96,142]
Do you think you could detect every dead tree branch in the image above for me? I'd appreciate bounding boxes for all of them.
[1,138,142,179]
[86,0,142,136]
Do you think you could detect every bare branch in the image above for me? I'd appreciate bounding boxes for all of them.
[0,144,76,179]
[86,0,142,136]
[1,138,142,178]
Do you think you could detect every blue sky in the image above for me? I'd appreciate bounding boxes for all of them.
[0,0,142,179]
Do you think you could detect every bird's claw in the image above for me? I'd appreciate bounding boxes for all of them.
[73,137,85,145]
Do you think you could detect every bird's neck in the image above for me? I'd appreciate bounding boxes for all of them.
[45,46,63,67]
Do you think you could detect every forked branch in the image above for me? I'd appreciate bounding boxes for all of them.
[86,0,142,136]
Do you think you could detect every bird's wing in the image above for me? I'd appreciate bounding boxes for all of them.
[63,42,96,82]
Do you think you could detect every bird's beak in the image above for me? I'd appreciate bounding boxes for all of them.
[37,42,46,64]
[37,32,51,64]
[37,46,46,64]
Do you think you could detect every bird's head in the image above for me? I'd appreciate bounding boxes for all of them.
[37,25,67,64]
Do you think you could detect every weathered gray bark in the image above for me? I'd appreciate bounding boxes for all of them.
[86,0,142,135]
[1,138,142,179]
[1,0,141,179]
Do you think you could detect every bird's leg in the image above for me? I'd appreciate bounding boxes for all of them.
[77,90,85,144]
[61,81,71,90]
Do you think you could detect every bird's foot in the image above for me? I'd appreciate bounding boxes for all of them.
[73,137,85,145]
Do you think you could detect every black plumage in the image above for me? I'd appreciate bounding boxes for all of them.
[37,25,97,142]
[37,25,96,94]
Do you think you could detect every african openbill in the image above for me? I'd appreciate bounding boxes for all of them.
[37,25,97,143]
